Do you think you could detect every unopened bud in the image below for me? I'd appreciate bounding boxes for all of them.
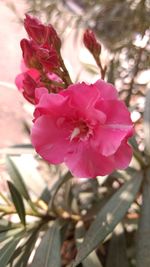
[15,69,42,104]
[46,25,61,51]
[83,29,101,57]
[24,14,48,45]
[36,47,60,72]
[24,14,61,50]
[20,39,41,69]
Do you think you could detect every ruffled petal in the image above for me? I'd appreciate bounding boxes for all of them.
[60,82,101,110]
[34,87,49,104]
[60,82,106,123]
[33,93,69,121]
[92,125,132,156]
[92,99,134,156]
[65,142,116,178]
[113,141,133,169]
[94,79,118,100]
[96,100,133,127]
[31,115,71,164]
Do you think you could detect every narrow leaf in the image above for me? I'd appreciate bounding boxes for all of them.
[106,223,129,267]
[82,252,103,267]
[0,219,12,232]
[13,230,39,267]
[136,168,150,267]
[0,234,24,267]
[75,221,103,267]
[9,224,41,265]
[7,156,30,201]
[30,221,61,267]
[0,228,24,243]
[73,173,143,267]
[7,181,26,226]
[40,187,51,204]
[48,171,73,209]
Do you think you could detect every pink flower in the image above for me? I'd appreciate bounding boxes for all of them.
[31,79,134,178]
[15,68,46,104]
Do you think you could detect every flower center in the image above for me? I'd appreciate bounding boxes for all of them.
[70,120,93,141]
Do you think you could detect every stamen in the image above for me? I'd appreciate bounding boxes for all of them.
[70,127,80,141]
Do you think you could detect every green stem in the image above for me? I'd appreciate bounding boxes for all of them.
[94,55,106,80]
[59,54,72,86]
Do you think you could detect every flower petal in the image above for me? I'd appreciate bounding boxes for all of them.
[31,115,71,164]
[33,93,69,121]
[34,87,49,104]
[92,99,134,156]
[95,79,118,100]
[60,82,101,109]
[113,141,133,169]
[60,82,106,123]
[92,125,132,156]
[97,100,133,127]
[65,143,116,178]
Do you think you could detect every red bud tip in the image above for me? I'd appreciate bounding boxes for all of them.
[83,29,101,57]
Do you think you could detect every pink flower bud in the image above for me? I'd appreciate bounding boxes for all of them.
[24,14,47,44]
[36,47,60,72]
[24,14,61,50]
[20,39,41,69]
[83,29,101,57]
[15,69,42,104]
[46,25,61,51]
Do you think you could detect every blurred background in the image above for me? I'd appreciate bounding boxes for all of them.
[0,1,150,266]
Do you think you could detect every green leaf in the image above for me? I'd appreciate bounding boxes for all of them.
[7,181,26,226]
[48,171,73,210]
[106,223,129,267]
[0,219,12,233]
[12,229,39,267]
[82,252,103,267]
[6,156,30,201]
[9,224,41,266]
[136,168,150,267]
[40,187,51,204]
[75,221,103,267]
[0,228,24,243]
[30,221,61,267]
[73,173,143,267]
[0,233,24,267]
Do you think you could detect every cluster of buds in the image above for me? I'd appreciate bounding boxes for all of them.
[15,14,72,104]
[16,15,107,104]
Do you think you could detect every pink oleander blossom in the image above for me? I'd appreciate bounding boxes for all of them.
[31,79,134,178]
